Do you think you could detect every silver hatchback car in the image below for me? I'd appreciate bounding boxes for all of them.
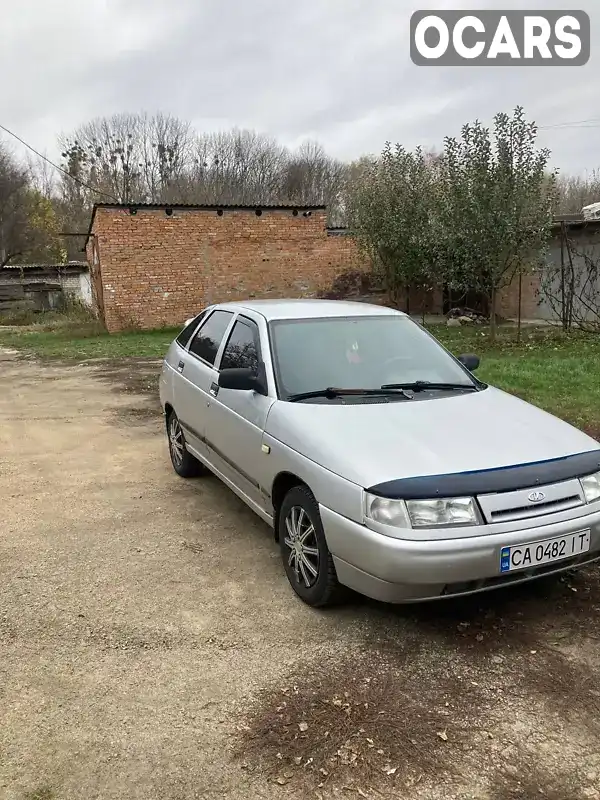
[159,299,600,607]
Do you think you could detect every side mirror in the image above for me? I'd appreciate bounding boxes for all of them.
[218,366,267,394]
[458,353,480,372]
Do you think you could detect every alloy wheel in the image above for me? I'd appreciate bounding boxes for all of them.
[169,415,185,467]
[283,505,320,589]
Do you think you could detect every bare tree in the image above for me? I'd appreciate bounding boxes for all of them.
[555,169,600,214]
[57,117,349,224]
[58,112,194,204]
[185,129,287,204]
[280,140,348,223]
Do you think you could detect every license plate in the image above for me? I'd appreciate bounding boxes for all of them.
[500,530,591,573]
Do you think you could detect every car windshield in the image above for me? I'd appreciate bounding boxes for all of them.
[269,315,476,399]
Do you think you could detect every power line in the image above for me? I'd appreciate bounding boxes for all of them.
[0,122,120,202]
[539,117,600,130]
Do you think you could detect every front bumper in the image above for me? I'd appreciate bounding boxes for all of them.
[320,504,600,603]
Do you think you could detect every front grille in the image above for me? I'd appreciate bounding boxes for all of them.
[477,478,585,524]
[488,494,583,523]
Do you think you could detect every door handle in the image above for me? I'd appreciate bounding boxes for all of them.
[177,360,184,373]
[209,382,219,397]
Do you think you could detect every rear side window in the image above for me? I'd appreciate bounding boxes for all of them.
[176,311,206,348]
[220,319,260,372]
[188,310,234,365]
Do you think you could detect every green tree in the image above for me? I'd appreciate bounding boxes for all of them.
[347,144,438,311]
[437,106,556,339]
[0,146,64,267]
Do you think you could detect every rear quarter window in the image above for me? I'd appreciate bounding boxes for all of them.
[176,311,207,348]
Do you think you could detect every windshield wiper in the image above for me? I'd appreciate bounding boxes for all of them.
[380,381,478,392]
[288,386,413,402]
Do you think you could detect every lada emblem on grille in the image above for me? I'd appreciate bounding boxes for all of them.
[528,491,546,503]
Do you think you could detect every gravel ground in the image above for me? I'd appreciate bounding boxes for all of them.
[1,351,599,800]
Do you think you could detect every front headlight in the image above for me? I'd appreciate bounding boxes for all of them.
[364,493,411,528]
[406,497,479,527]
[581,471,600,504]
[364,492,479,529]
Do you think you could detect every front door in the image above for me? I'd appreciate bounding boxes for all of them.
[204,315,275,516]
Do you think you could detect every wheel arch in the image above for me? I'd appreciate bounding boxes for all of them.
[271,471,310,541]
[164,402,174,430]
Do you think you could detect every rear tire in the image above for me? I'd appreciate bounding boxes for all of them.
[279,485,342,607]
[167,410,204,478]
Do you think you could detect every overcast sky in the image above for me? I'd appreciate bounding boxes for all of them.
[1,0,598,176]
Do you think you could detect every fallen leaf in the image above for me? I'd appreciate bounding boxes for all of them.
[275,777,287,785]
[299,721,309,732]
[383,765,397,775]
[437,731,449,742]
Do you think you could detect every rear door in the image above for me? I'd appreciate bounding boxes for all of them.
[205,314,276,516]
[173,309,235,457]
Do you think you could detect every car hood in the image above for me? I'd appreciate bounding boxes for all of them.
[264,388,600,488]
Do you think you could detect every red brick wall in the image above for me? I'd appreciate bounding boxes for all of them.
[88,207,364,332]
[498,271,542,320]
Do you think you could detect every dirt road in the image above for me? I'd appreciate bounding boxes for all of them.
[1,352,599,800]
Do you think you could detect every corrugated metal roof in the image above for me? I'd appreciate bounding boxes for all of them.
[93,202,326,211]
[3,261,87,270]
[551,215,600,230]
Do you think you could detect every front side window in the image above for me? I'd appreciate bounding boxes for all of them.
[188,310,234,365]
[269,315,476,399]
[220,319,260,372]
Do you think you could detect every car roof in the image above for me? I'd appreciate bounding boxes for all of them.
[212,299,407,321]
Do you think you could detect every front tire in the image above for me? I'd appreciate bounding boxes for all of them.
[279,485,342,607]
[167,410,204,478]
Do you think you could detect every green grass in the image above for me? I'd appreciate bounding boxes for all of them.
[1,316,599,435]
[435,325,600,435]
[0,322,179,360]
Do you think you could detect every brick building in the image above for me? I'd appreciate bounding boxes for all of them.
[85,202,555,333]
[86,204,366,332]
